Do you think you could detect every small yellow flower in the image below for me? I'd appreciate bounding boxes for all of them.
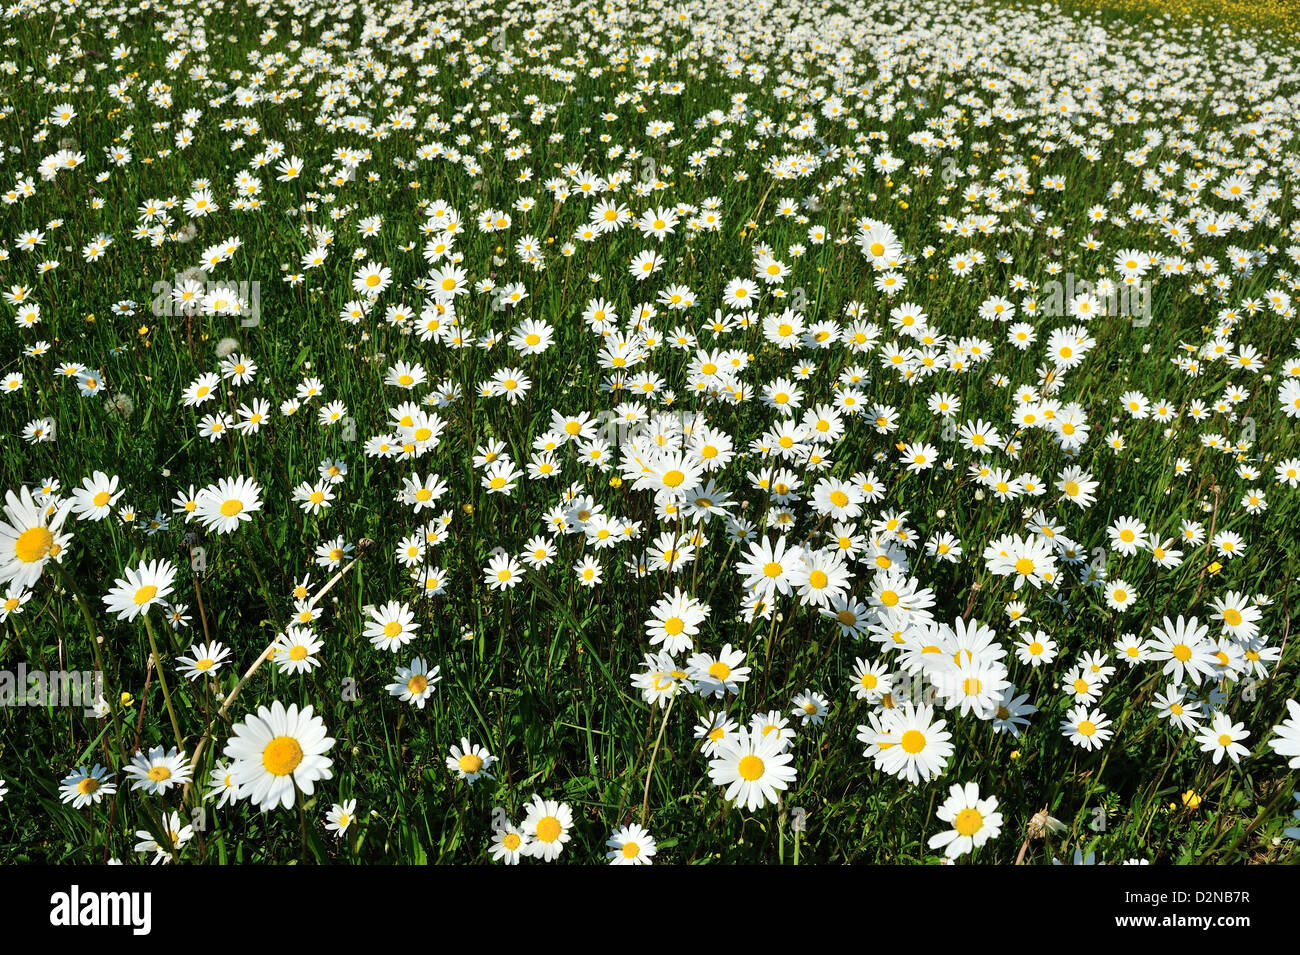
[1207,561,1223,575]
[120,692,134,708]
[1181,789,1202,810]
[1010,750,1021,760]
[462,503,475,515]
[608,476,622,488]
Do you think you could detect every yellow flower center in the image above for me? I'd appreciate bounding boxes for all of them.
[458,753,483,773]
[536,816,562,843]
[954,808,983,837]
[14,526,53,563]
[262,736,304,775]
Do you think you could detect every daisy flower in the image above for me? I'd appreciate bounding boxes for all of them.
[607,823,657,865]
[490,823,531,865]
[791,689,830,725]
[446,738,497,783]
[991,686,1037,737]
[1269,699,1300,769]
[1210,591,1262,641]
[222,700,335,812]
[1061,705,1113,751]
[1196,711,1250,764]
[0,486,73,588]
[687,643,751,698]
[207,761,241,808]
[872,702,954,785]
[102,558,176,622]
[365,600,419,651]
[1148,615,1216,685]
[708,727,797,811]
[193,475,263,534]
[325,799,358,836]
[485,553,524,590]
[387,656,440,708]
[59,764,116,809]
[928,782,1003,860]
[521,795,573,861]
[272,626,324,674]
[645,587,709,654]
[122,745,192,795]
[1153,685,1203,731]
[134,811,194,864]
[694,711,739,757]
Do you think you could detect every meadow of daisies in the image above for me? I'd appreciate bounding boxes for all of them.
[1,0,1299,866]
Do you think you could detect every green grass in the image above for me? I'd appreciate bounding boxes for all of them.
[0,0,1298,864]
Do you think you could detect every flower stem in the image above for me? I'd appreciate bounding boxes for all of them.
[640,692,675,826]
[144,612,184,751]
